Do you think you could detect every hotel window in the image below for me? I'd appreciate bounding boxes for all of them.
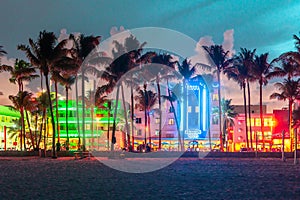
[155,129,159,136]
[195,106,199,113]
[168,118,175,125]
[188,106,192,113]
[212,115,218,125]
[255,119,261,126]
[137,129,142,136]
[155,118,160,124]
[213,94,218,101]
[135,118,142,124]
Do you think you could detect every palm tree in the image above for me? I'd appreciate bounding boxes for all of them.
[162,84,183,151]
[95,94,112,150]
[149,53,177,150]
[23,93,37,150]
[270,78,300,152]
[53,72,76,150]
[69,34,101,151]
[9,91,33,150]
[99,48,145,151]
[18,30,68,158]
[221,98,238,151]
[36,91,52,153]
[224,56,250,149]
[0,59,38,92]
[252,53,271,151]
[234,48,256,150]
[177,58,197,150]
[202,45,230,151]
[135,87,157,148]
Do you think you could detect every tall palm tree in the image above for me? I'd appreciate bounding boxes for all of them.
[235,48,256,150]
[224,57,250,149]
[36,91,50,150]
[252,53,271,150]
[202,45,230,151]
[95,94,112,150]
[99,48,145,151]
[162,85,183,151]
[9,91,33,150]
[69,34,101,151]
[149,53,177,150]
[270,78,300,152]
[221,98,238,151]
[53,72,76,150]
[177,58,197,150]
[18,30,68,158]
[135,87,157,148]
[23,93,37,150]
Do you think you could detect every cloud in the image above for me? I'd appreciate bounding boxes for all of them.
[110,26,125,36]
[222,29,235,58]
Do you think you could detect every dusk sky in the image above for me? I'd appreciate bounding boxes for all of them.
[0,0,300,111]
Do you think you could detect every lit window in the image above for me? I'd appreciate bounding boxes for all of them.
[137,129,142,136]
[135,118,142,124]
[168,118,175,125]
[155,118,160,124]
[195,106,199,113]
[155,130,159,135]
[255,119,261,126]
[212,115,218,125]
[213,94,218,101]
[188,106,192,113]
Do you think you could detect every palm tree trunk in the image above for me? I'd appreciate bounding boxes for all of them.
[147,112,151,148]
[66,86,69,151]
[121,84,130,148]
[107,107,110,151]
[55,81,60,144]
[131,86,135,150]
[25,110,35,150]
[45,74,56,158]
[243,84,249,149]
[247,81,253,150]
[81,73,86,151]
[183,80,188,151]
[38,108,46,149]
[156,77,162,150]
[289,99,293,152]
[168,89,182,151]
[75,78,81,149]
[20,108,25,151]
[111,85,120,151]
[259,82,264,152]
[217,70,223,151]
[294,128,298,164]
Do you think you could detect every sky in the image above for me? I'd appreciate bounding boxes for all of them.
[0,0,299,112]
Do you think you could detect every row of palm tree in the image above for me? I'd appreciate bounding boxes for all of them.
[206,33,300,152]
[2,30,300,154]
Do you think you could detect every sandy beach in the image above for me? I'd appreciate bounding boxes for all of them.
[0,157,299,200]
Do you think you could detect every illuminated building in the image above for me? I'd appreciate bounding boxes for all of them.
[0,105,20,150]
[232,113,274,152]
